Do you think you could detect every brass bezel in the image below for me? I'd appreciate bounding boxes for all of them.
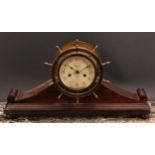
[52,48,102,98]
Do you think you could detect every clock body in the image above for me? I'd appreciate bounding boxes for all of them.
[52,40,102,98]
[5,40,151,118]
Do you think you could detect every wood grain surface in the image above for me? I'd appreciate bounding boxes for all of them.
[1,102,155,123]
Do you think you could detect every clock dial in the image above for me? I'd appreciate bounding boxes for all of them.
[52,49,102,97]
[59,56,95,90]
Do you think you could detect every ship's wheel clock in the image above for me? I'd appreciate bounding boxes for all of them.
[51,41,104,101]
[4,40,151,118]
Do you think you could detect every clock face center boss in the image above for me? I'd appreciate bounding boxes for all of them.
[45,40,110,98]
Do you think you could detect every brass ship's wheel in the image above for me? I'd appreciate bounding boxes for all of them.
[45,39,110,102]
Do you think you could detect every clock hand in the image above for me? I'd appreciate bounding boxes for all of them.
[67,65,80,74]
[68,65,90,74]
[79,65,90,72]
[67,65,76,71]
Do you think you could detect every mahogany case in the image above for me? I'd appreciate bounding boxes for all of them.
[4,80,151,118]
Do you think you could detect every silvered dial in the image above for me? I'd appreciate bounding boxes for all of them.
[59,56,95,90]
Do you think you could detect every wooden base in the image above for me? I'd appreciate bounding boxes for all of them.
[5,102,151,118]
[4,80,151,118]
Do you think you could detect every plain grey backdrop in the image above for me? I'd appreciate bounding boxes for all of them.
[0,32,155,101]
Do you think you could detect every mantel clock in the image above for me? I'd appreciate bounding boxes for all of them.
[4,39,151,118]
